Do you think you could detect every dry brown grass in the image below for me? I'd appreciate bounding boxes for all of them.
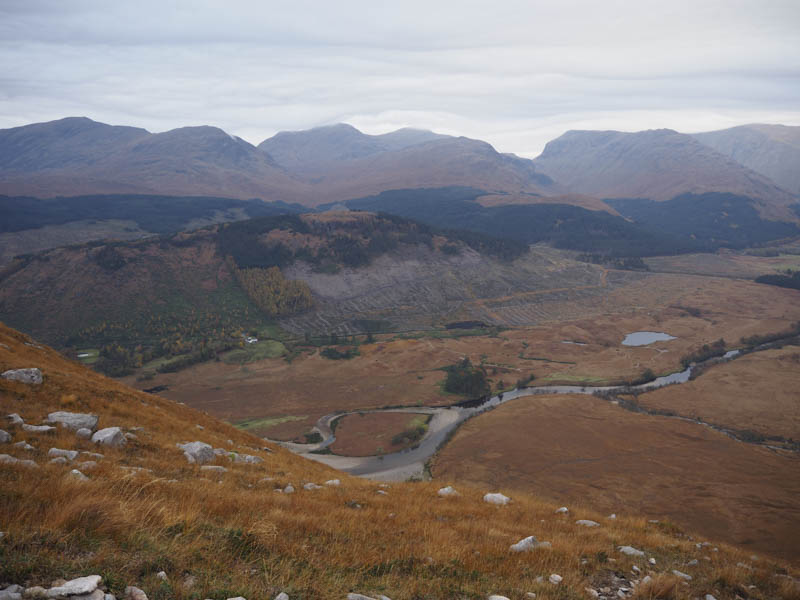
[2,322,798,598]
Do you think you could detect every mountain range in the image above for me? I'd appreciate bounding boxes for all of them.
[1,117,797,220]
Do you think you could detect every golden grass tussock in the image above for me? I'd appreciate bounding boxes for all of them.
[1,321,798,599]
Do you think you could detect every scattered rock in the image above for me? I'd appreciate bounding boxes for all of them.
[648,557,656,565]
[585,588,599,598]
[671,570,692,581]
[195,425,204,430]
[123,587,148,600]
[303,482,322,490]
[81,451,104,459]
[483,492,510,505]
[1,368,42,384]
[24,586,48,598]
[618,546,645,557]
[46,575,101,598]
[376,490,388,495]
[182,575,197,589]
[177,441,214,464]
[274,594,289,600]
[49,456,69,465]
[608,513,616,519]
[437,486,459,497]
[22,424,55,434]
[488,596,510,600]
[200,465,227,474]
[13,441,34,451]
[555,507,568,514]
[76,428,93,439]
[69,469,89,481]
[0,584,22,600]
[124,433,138,441]
[525,594,536,599]
[232,453,263,464]
[346,594,391,600]
[0,454,37,468]
[0,429,11,443]
[77,461,99,470]
[48,448,78,461]
[155,572,168,582]
[705,595,717,600]
[549,574,562,585]
[576,519,600,527]
[46,412,98,432]
[7,414,24,426]
[283,484,295,494]
[510,536,551,552]
[687,559,698,566]
[324,479,340,486]
[92,427,126,448]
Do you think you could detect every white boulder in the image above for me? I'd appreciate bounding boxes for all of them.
[123,586,148,600]
[92,427,126,448]
[22,424,55,434]
[555,506,568,514]
[48,448,78,461]
[437,486,459,497]
[13,441,34,451]
[274,593,289,600]
[283,484,295,494]
[510,536,550,552]
[46,412,98,431]
[76,428,93,439]
[0,454,37,468]
[1,368,42,384]
[69,469,89,481]
[618,545,645,557]
[488,596,511,600]
[303,482,322,490]
[549,574,562,585]
[576,519,600,527]
[177,441,214,464]
[7,414,24,426]
[324,479,341,486]
[200,465,227,473]
[0,430,10,443]
[483,492,510,505]
[46,575,101,598]
[672,569,692,581]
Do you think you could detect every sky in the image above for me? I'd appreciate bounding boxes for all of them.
[0,0,798,158]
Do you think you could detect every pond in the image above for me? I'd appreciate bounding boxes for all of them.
[622,331,676,346]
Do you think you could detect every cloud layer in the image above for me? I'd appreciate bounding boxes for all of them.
[1,0,798,156]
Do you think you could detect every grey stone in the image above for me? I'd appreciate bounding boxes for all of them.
[2,586,22,595]
[671,570,692,581]
[554,506,568,514]
[283,484,295,493]
[46,412,98,432]
[92,427,126,448]
[49,456,69,465]
[177,441,214,464]
[618,545,645,557]
[225,597,247,600]
[1,368,42,384]
[0,591,22,600]
[76,428,92,439]
[0,454,37,467]
[324,479,340,486]
[274,594,289,600]
[510,536,550,552]
[7,414,24,426]
[303,482,322,490]
[69,591,104,600]
[81,451,104,459]
[483,492,510,505]
[549,574,562,585]
[123,587,147,600]
[14,441,35,451]
[22,424,55,434]
[77,461,99,470]
[104,595,116,600]
[200,465,227,473]
[437,485,458,497]
[576,519,600,527]
[69,469,89,481]
[155,572,167,582]
[232,453,263,464]
[48,448,78,461]
[24,587,48,599]
[46,575,102,598]
[0,429,11,443]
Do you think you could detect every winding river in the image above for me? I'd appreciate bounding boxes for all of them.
[273,350,742,481]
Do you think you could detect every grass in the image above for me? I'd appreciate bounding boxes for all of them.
[233,415,307,432]
[2,322,797,599]
[222,340,287,365]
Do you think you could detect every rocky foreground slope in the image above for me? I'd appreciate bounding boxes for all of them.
[1,322,798,599]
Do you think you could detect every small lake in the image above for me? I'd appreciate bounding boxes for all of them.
[622,331,676,346]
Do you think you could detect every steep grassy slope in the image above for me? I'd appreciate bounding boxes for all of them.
[2,323,799,599]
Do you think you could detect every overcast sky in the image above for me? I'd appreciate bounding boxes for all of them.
[1,0,798,157]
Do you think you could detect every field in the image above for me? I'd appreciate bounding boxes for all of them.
[123,271,800,442]
[637,346,800,440]
[430,393,800,563]
[330,412,431,456]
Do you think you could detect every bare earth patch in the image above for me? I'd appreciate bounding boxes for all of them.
[329,412,429,456]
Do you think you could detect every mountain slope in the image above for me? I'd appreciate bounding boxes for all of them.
[2,323,798,598]
[533,128,798,221]
[0,118,308,201]
[693,124,800,196]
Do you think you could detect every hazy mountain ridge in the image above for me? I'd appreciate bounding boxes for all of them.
[533,128,798,221]
[693,124,800,196]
